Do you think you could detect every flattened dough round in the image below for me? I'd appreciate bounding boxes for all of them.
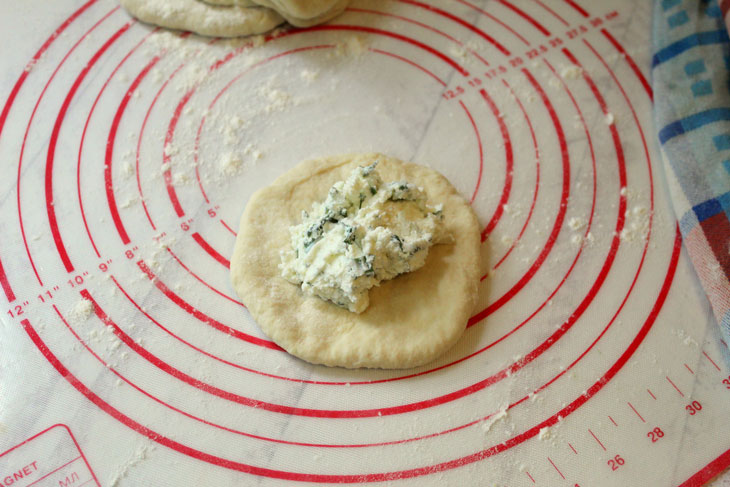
[231,154,481,369]
[120,0,284,38]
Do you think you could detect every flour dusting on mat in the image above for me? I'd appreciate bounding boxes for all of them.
[69,298,94,323]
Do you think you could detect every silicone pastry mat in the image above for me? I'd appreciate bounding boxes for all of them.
[1,0,729,485]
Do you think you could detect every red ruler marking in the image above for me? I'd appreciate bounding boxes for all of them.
[46,22,132,272]
[348,7,490,66]
[496,0,551,36]
[628,402,646,423]
[600,28,652,100]
[0,2,100,295]
[305,24,470,75]
[166,248,243,306]
[105,55,160,245]
[460,100,484,203]
[547,457,565,479]
[534,0,570,26]
[702,350,722,372]
[15,6,119,287]
[588,429,606,451]
[0,257,15,302]
[136,260,278,350]
[17,227,682,481]
[79,28,157,258]
[220,219,237,236]
[478,87,513,240]
[470,67,570,322]
[491,78,541,268]
[135,60,185,231]
[191,232,230,268]
[563,0,589,18]
[398,0,512,54]
[666,376,685,398]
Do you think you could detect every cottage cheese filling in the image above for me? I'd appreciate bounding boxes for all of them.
[280,161,447,312]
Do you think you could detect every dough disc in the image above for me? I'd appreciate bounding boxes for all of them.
[120,0,284,38]
[231,153,481,369]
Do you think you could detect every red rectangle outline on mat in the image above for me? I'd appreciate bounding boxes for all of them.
[0,423,100,486]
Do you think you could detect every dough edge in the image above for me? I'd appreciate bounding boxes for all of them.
[120,0,284,38]
[231,153,481,369]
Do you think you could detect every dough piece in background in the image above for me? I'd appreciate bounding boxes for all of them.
[201,0,257,6]
[120,0,284,38]
[231,153,481,369]
[251,0,350,27]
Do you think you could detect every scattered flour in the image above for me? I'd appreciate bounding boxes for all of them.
[538,426,553,441]
[256,83,293,113]
[619,205,650,243]
[300,69,319,82]
[560,65,583,79]
[568,217,585,231]
[69,299,94,323]
[672,328,699,347]
[109,444,155,487]
[220,152,244,176]
[333,36,368,57]
[120,197,138,209]
[122,162,135,179]
[481,407,509,434]
[450,44,468,62]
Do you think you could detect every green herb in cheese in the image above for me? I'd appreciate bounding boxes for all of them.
[279,162,447,313]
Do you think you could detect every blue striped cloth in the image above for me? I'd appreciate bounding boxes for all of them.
[652,0,730,355]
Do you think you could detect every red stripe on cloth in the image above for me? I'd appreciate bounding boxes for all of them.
[684,220,730,324]
[721,0,730,19]
[699,213,730,289]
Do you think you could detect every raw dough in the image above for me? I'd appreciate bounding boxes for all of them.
[120,0,284,38]
[201,0,257,6]
[251,0,349,27]
[231,154,481,369]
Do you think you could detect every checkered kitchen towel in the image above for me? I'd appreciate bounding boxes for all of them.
[652,0,730,352]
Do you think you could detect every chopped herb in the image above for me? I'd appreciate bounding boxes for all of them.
[361,162,378,176]
[353,255,375,276]
[391,234,404,252]
[388,182,417,201]
[343,225,356,244]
